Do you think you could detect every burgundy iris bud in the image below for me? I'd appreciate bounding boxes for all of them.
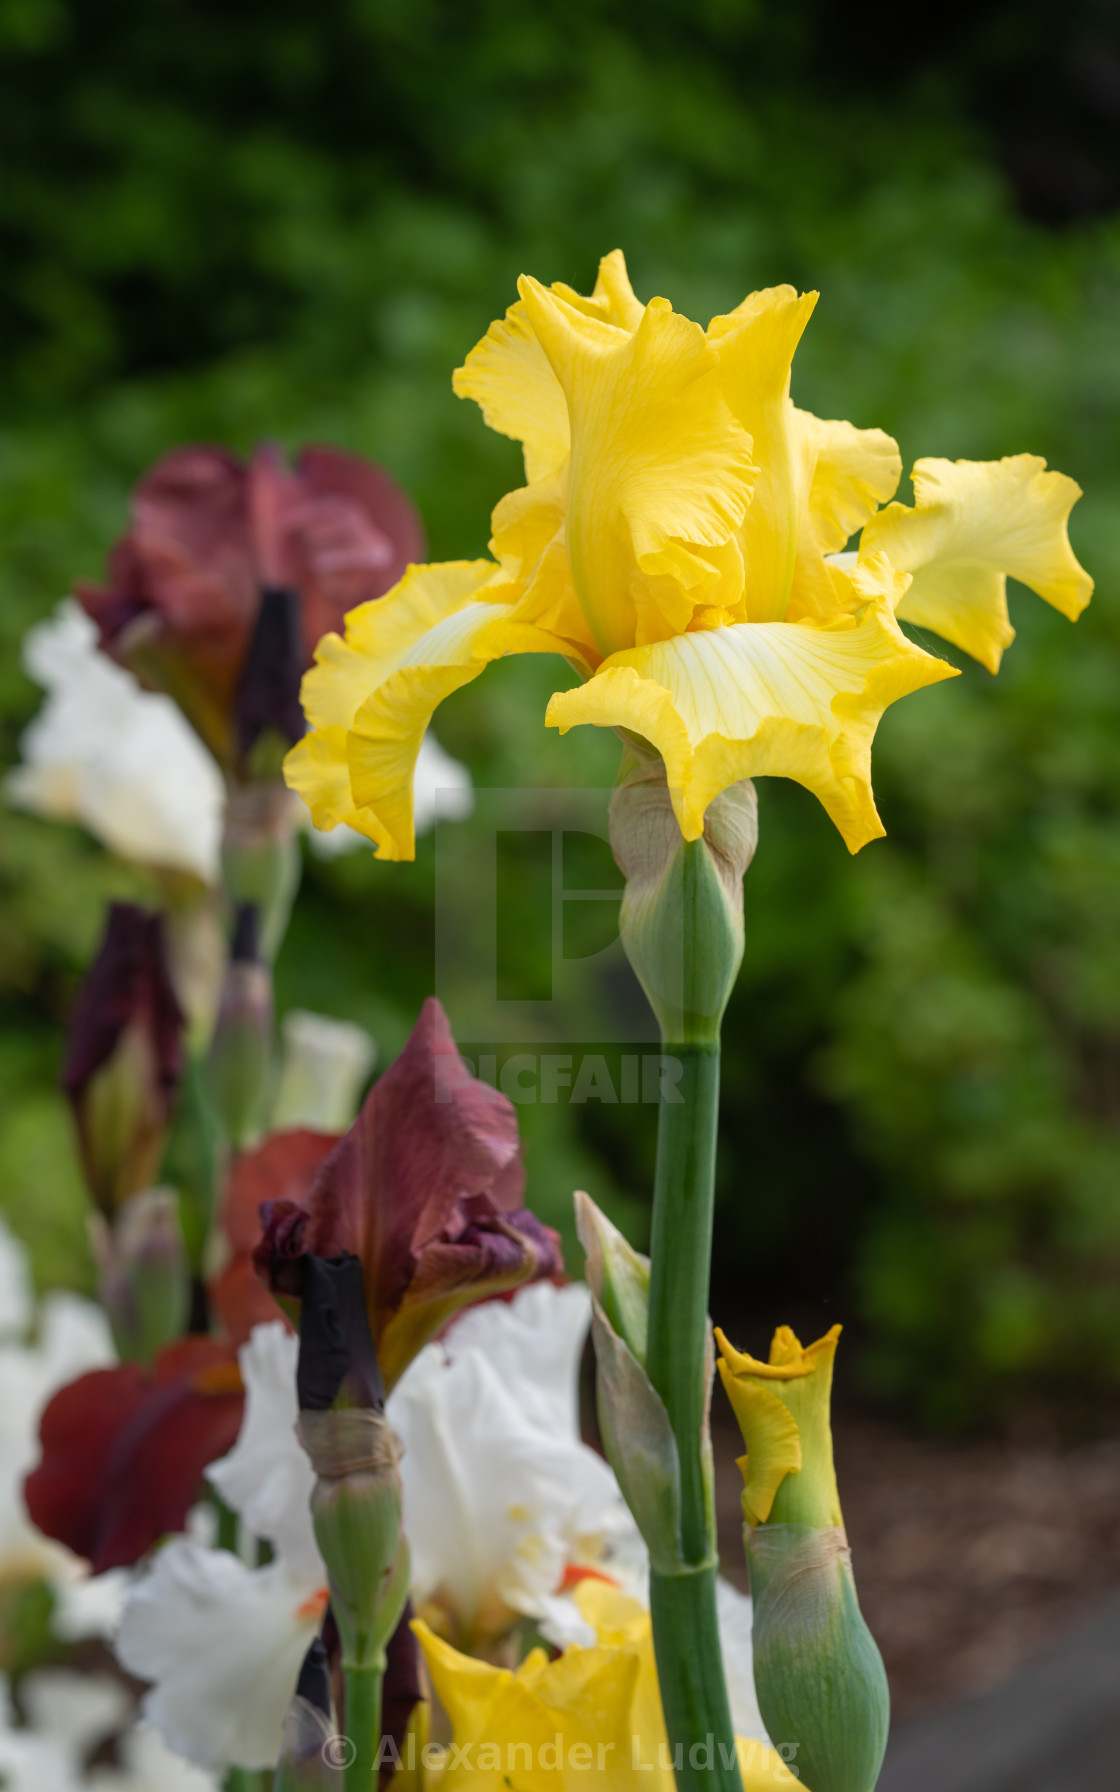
[205,902,274,1148]
[62,903,185,1214]
[295,1253,410,1775]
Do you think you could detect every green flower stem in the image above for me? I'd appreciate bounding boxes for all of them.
[650,1565,742,1791]
[646,1040,742,1792]
[344,1659,384,1791]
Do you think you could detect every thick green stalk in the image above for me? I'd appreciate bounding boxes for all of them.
[650,1567,743,1788]
[343,1659,383,1791]
[646,1042,742,1792]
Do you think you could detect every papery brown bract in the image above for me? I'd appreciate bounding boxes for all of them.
[62,902,185,1214]
[24,1336,243,1572]
[254,998,563,1388]
[209,1128,340,1345]
[78,443,426,766]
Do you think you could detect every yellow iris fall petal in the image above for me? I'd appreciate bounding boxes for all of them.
[547,555,955,851]
[286,560,590,860]
[861,452,1093,672]
[414,1583,797,1791]
[285,250,1091,857]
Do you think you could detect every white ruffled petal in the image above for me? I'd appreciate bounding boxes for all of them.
[6,600,225,883]
[115,1539,325,1771]
[206,1324,321,1583]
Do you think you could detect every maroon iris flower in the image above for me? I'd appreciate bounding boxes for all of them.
[78,443,425,767]
[255,997,563,1389]
[24,1336,243,1572]
[62,902,185,1214]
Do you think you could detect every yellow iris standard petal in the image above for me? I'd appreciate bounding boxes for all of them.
[546,561,957,852]
[800,415,903,556]
[519,277,756,656]
[708,285,818,624]
[284,561,581,862]
[788,413,903,621]
[861,453,1094,671]
[453,250,646,483]
[414,1586,798,1791]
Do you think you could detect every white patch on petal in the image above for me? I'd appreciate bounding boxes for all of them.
[207,1323,321,1583]
[445,1281,591,1435]
[52,1567,132,1642]
[389,1281,644,1642]
[271,1009,376,1133]
[21,1667,130,1755]
[5,600,225,883]
[115,1539,324,1771]
[90,1722,221,1791]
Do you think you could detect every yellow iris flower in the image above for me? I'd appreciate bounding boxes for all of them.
[414,1581,797,1790]
[285,252,1091,857]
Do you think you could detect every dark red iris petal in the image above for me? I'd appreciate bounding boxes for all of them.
[24,1336,244,1572]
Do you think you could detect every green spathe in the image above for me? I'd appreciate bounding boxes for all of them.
[609,749,757,1046]
[298,1408,410,1669]
[748,1523,889,1792]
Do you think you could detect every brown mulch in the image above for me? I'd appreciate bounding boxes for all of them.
[711,1408,1120,1717]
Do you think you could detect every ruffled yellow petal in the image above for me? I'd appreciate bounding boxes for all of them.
[301,561,504,732]
[718,1376,803,1525]
[577,247,646,331]
[490,467,601,656]
[707,286,817,624]
[285,561,582,861]
[415,1588,799,1791]
[717,1325,844,1531]
[801,414,903,555]
[453,304,572,486]
[546,557,957,852]
[453,251,645,484]
[520,278,755,656]
[861,453,1093,671]
[787,413,903,621]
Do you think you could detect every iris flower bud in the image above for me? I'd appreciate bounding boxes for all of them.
[90,1186,190,1363]
[62,903,185,1214]
[716,1324,890,1792]
[295,1256,410,1675]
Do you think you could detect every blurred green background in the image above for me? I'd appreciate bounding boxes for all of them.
[3,0,1120,1424]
